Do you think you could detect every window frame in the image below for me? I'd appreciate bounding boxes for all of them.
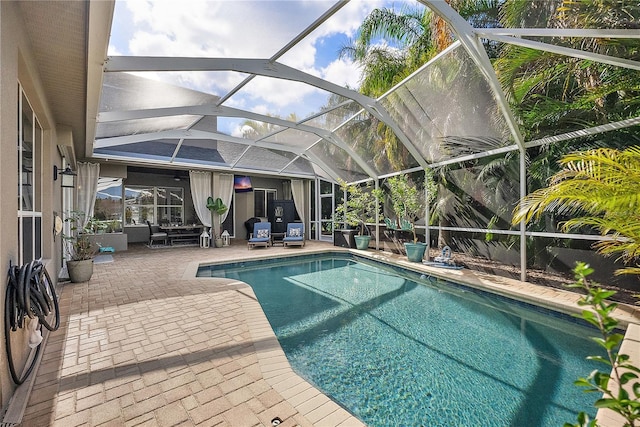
[18,86,43,264]
[124,185,184,225]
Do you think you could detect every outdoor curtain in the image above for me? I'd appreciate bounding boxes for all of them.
[282,180,292,200]
[77,162,100,227]
[216,173,234,237]
[189,170,212,227]
[291,179,305,224]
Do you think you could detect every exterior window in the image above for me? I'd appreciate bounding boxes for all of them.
[124,185,183,225]
[254,189,276,218]
[18,88,42,264]
[94,177,124,231]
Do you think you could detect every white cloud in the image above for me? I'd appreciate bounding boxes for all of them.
[321,57,361,89]
[109,0,403,120]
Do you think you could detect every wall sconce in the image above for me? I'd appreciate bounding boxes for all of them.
[53,165,77,188]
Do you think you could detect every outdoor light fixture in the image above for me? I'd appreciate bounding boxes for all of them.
[199,229,210,248]
[53,165,77,188]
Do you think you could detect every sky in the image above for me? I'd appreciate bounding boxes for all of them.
[107,0,423,136]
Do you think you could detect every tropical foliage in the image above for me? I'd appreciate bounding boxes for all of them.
[513,146,640,276]
[384,174,429,243]
[496,0,640,141]
[63,211,99,261]
[206,197,228,239]
[334,180,379,235]
[563,263,640,427]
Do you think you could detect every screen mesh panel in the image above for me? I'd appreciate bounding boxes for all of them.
[234,146,302,173]
[335,111,420,177]
[262,127,321,149]
[381,45,512,164]
[432,154,520,230]
[96,115,200,139]
[308,138,370,182]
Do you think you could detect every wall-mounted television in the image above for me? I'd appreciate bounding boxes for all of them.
[234,175,253,192]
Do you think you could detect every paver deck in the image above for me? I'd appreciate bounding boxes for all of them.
[19,241,639,426]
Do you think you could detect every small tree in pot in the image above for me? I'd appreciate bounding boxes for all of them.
[206,197,228,248]
[63,211,98,282]
[335,180,379,250]
[385,173,435,261]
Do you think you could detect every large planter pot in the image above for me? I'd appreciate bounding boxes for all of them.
[404,242,427,262]
[354,235,371,250]
[67,259,94,283]
[333,229,357,248]
[214,238,223,248]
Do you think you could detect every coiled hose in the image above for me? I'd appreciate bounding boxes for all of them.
[5,259,60,384]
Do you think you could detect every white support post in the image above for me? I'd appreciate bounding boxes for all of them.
[375,179,380,251]
[425,177,430,261]
[519,150,527,282]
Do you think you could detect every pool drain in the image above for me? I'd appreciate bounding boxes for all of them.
[271,417,282,426]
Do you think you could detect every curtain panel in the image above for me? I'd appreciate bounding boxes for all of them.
[189,170,212,227]
[77,162,100,227]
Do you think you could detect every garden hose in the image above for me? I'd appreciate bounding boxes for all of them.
[5,259,60,384]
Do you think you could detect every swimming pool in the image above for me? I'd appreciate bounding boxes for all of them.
[198,253,604,426]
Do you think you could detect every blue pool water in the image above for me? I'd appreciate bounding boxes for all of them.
[198,253,604,426]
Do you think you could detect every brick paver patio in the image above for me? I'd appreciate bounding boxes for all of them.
[19,240,639,426]
[21,241,362,427]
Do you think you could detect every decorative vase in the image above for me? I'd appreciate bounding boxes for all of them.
[404,242,427,262]
[214,238,223,248]
[67,259,94,283]
[354,235,371,250]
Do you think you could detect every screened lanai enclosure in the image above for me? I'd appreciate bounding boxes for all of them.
[93,0,640,291]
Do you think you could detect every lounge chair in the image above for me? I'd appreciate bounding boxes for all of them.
[283,223,304,247]
[147,221,168,246]
[248,222,271,249]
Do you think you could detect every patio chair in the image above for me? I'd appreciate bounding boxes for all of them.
[283,223,305,247]
[147,221,168,246]
[248,222,271,249]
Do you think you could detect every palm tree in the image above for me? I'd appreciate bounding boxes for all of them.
[496,0,640,141]
[512,146,640,276]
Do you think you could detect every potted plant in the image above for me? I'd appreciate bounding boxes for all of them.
[335,180,379,250]
[63,211,98,282]
[385,174,427,262]
[107,220,121,233]
[206,196,228,248]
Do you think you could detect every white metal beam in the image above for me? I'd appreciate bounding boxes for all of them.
[91,153,317,179]
[104,56,418,160]
[98,104,378,179]
[94,129,305,154]
[217,0,349,106]
[106,57,382,116]
[486,33,640,71]
[525,116,640,149]
[477,28,640,39]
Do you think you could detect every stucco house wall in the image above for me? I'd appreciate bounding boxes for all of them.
[0,1,67,409]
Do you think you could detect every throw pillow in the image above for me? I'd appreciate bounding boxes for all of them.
[289,228,301,237]
[256,229,269,238]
